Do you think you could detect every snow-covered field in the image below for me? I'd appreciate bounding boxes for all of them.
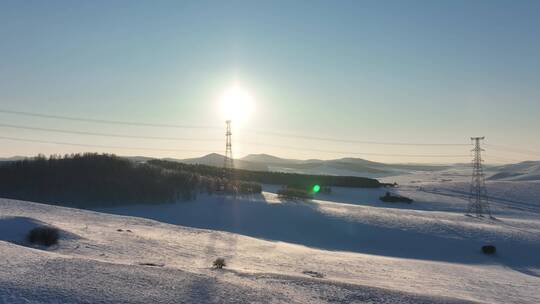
[1,168,539,303]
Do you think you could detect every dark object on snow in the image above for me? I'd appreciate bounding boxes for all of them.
[212,258,226,269]
[302,270,325,278]
[27,226,59,246]
[482,245,496,255]
[139,262,164,267]
[379,192,413,203]
[277,187,313,201]
[318,186,332,194]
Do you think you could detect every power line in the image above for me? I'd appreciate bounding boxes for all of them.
[0,135,471,158]
[0,136,215,153]
[0,109,221,130]
[485,143,540,157]
[0,131,520,161]
[0,123,222,142]
[0,123,472,158]
[0,109,529,161]
[483,153,524,163]
[245,130,470,146]
[241,141,471,158]
[0,108,469,146]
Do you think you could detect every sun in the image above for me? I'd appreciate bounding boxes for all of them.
[218,85,255,123]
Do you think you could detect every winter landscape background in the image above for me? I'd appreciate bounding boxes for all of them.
[1,154,539,303]
[2,1,540,303]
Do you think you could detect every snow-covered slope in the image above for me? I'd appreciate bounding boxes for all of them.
[1,199,472,304]
[92,189,540,264]
[2,172,539,304]
[488,161,540,181]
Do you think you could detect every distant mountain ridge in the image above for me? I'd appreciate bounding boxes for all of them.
[172,153,268,171]
[238,154,450,178]
[110,153,454,178]
[10,153,539,180]
[241,153,298,165]
[0,156,28,162]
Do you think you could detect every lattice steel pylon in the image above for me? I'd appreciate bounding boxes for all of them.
[467,137,492,217]
[223,120,234,171]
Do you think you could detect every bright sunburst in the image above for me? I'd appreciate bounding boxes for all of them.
[218,84,255,123]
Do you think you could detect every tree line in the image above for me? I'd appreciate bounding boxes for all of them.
[149,159,382,189]
[0,153,260,208]
[0,154,381,208]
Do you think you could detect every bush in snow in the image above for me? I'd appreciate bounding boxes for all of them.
[212,258,226,269]
[277,186,313,201]
[319,186,332,194]
[379,192,413,203]
[235,181,263,194]
[216,180,263,195]
[482,245,496,255]
[27,226,59,246]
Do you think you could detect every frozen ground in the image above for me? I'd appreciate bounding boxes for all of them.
[1,167,539,303]
[1,200,471,304]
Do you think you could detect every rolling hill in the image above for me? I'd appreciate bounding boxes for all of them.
[170,153,269,171]
[240,154,450,177]
[488,161,540,181]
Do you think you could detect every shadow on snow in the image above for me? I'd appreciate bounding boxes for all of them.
[93,194,540,269]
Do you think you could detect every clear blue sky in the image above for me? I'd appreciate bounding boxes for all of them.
[0,0,539,163]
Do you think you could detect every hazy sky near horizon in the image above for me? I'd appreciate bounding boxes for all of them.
[1,0,539,163]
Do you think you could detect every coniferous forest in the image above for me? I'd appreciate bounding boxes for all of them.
[149,159,381,189]
[0,153,381,208]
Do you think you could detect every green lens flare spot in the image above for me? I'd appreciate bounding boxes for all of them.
[313,185,321,193]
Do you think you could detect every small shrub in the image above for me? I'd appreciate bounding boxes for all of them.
[233,181,261,194]
[277,187,313,200]
[139,262,164,267]
[482,245,496,255]
[212,257,226,269]
[27,226,59,246]
[302,270,325,278]
[379,192,413,203]
[220,181,262,195]
[321,186,332,194]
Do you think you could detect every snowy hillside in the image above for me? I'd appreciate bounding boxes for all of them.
[2,168,539,303]
[488,161,540,181]
[1,199,472,304]
[241,154,450,178]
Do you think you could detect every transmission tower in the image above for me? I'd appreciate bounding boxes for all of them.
[223,120,234,171]
[467,137,491,217]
